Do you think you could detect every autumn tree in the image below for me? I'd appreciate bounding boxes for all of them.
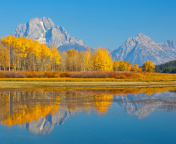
[0,44,10,71]
[92,47,113,71]
[142,60,155,72]
[83,47,92,71]
[114,60,128,71]
[40,44,51,71]
[131,64,141,72]
[1,35,13,71]
[59,51,67,72]
[125,61,131,71]
[50,46,61,71]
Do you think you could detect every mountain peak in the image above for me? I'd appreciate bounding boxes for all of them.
[12,17,87,51]
[135,33,152,42]
[137,33,146,37]
[27,17,55,30]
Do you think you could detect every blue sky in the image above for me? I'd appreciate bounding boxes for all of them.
[0,0,176,50]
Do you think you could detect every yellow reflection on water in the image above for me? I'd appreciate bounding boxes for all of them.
[0,87,175,127]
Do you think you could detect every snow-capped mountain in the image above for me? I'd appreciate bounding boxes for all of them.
[13,17,87,51]
[25,108,78,135]
[111,33,176,66]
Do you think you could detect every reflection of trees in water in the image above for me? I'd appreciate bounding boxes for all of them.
[63,90,113,114]
[0,87,176,133]
[0,90,114,127]
[0,90,62,126]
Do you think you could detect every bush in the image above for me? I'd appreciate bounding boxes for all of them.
[60,72,72,77]
[116,75,127,79]
[21,71,46,78]
[45,72,60,78]
[71,71,112,78]
[0,72,5,78]
[3,72,26,78]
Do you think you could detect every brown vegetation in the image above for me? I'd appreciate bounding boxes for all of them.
[0,71,175,82]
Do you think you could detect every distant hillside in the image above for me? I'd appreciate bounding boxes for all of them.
[155,60,176,73]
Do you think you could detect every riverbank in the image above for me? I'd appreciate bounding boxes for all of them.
[0,80,175,89]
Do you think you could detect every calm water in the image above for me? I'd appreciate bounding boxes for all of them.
[0,88,176,144]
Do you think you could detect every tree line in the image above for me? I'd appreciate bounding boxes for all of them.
[0,35,155,72]
[155,60,176,73]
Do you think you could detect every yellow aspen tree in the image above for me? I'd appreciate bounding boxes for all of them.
[1,35,13,71]
[92,47,113,71]
[50,46,61,71]
[40,44,51,71]
[142,60,155,72]
[32,41,41,71]
[83,47,92,71]
[59,51,67,72]
[113,60,128,71]
[67,49,75,71]
[0,45,10,71]
[131,64,141,72]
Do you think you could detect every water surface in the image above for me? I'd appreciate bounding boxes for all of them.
[0,87,176,144]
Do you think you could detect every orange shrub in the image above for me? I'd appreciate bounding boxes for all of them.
[45,72,60,78]
[60,72,72,77]
[71,71,112,78]
[0,71,5,78]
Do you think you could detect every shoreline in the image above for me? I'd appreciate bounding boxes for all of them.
[0,81,175,89]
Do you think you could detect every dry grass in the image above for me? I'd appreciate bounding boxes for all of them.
[0,71,175,82]
[0,81,175,89]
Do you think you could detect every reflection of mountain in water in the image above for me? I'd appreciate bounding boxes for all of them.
[0,88,176,134]
[114,91,176,119]
[25,108,77,135]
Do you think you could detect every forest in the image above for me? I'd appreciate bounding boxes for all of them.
[0,35,156,73]
[155,60,176,73]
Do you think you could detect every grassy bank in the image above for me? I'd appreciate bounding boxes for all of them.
[0,81,175,89]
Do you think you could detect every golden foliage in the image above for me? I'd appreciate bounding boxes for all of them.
[142,60,155,72]
[92,47,113,71]
[131,64,141,72]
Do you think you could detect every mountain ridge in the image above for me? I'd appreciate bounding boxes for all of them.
[111,33,176,66]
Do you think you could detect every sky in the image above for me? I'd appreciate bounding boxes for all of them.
[0,0,176,50]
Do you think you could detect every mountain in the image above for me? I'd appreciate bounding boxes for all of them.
[111,33,176,66]
[12,17,87,51]
[25,108,78,135]
[155,60,176,73]
[114,91,176,119]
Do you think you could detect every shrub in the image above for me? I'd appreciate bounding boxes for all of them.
[116,75,127,79]
[45,72,60,78]
[71,71,112,78]
[60,72,72,77]
[21,71,46,78]
[3,72,26,78]
[0,72,5,78]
